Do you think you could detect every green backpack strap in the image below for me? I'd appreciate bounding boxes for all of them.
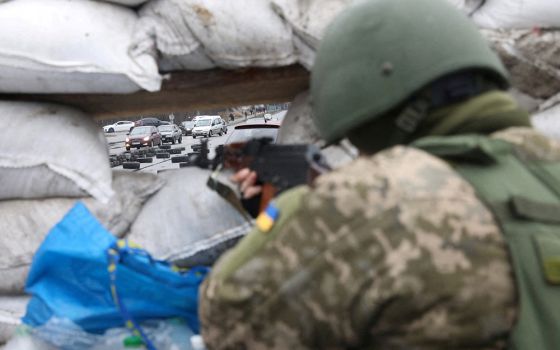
[415,134,560,350]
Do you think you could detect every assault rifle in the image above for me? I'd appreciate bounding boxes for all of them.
[187,138,331,213]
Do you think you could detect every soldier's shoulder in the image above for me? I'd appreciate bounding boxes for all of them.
[313,145,474,205]
[492,126,560,162]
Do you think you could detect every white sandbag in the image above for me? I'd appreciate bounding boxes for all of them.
[135,0,216,72]
[272,0,353,68]
[128,168,253,266]
[135,0,297,70]
[0,101,113,202]
[0,295,29,345]
[0,0,161,93]
[277,91,357,168]
[482,29,560,100]
[539,92,560,113]
[100,0,149,6]
[448,0,560,29]
[277,91,323,146]
[532,96,560,140]
[0,171,164,294]
[473,0,560,29]
[445,0,482,14]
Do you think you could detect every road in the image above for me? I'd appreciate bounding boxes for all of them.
[106,131,229,174]
[105,111,286,174]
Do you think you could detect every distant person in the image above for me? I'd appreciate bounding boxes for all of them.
[229,113,234,122]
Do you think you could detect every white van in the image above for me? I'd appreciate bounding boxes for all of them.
[192,115,224,138]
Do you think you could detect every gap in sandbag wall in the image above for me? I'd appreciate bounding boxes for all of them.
[102,103,290,175]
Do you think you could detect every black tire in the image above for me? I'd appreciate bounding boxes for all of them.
[219,131,223,136]
[193,135,196,139]
[137,157,153,163]
[178,137,182,144]
[125,147,130,151]
[108,128,115,133]
[172,138,176,144]
[160,145,171,150]
[156,152,170,159]
[169,148,181,154]
[129,127,134,132]
[122,162,140,170]
[172,156,189,163]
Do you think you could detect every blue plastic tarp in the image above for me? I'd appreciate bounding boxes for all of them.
[22,202,209,335]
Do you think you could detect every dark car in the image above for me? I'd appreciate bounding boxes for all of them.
[181,121,196,136]
[134,118,166,128]
[158,124,182,144]
[125,126,162,150]
[225,123,280,144]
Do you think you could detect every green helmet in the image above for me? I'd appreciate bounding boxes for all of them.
[311,0,509,143]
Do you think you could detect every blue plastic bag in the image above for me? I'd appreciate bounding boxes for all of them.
[22,202,209,341]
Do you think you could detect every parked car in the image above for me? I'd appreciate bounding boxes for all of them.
[125,126,162,150]
[225,123,280,144]
[103,121,134,133]
[181,121,196,135]
[158,124,182,144]
[134,118,166,128]
[192,116,224,138]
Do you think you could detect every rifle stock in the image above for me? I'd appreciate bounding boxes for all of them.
[259,184,277,213]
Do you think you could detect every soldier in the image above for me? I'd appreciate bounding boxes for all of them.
[200,0,560,348]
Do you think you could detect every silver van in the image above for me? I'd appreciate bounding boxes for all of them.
[192,116,224,138]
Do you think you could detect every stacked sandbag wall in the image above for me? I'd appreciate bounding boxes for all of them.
[0,0,161,93]
[0,0,271,343]
[0,101,165,344]
[133,0,352,71]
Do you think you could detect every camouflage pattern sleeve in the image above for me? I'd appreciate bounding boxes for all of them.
[200,146,517,350]
[492,127,560,162]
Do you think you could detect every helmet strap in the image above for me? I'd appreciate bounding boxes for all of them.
[390,72,499,146]
[391,94,431,145]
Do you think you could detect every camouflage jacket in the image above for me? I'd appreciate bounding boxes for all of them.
[200,128,560,349]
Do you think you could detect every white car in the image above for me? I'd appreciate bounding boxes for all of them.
[103,121,135,133]
[192,116,224,138]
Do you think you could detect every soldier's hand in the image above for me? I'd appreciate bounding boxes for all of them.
[231,168,262,199]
